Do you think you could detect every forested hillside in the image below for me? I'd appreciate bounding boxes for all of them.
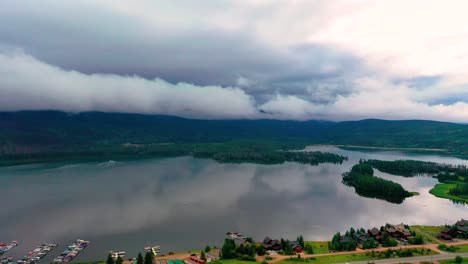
[1,111,468,165]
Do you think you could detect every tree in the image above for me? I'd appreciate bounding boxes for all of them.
[256,245,266,256]
[137,253,144,264]
[144,252,153,264]
[297,235,305,248]
[205,245,211,252]
[106,253,115,264]
[116,256,123,264]
[200,251,206,261]
[221,239,236,259]
[455,256,463,263]
[305,244,313,254]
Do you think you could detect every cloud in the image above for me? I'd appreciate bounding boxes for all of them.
[0,52,258,119]
[1,1,468,122]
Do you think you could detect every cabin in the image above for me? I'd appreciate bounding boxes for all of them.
[368,227,382,241]
[438,227,456,241]
[262,237,282,251]
[290,241,303,253]
[456,219,468,227]
[384,224,413,241]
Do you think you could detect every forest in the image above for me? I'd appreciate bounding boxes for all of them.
[362,159,468,200]
[342,163,414,204]
[363,159,468,177]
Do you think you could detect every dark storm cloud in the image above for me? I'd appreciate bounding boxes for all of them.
[0,0,360,104]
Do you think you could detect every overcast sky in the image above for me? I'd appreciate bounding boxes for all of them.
[1,0,468,121]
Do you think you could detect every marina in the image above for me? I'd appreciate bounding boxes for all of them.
[0,256,13,264]
[109,251,126,260]
[52,240,89,263]
[17,243,58,264]
[0,242,18,256]
[144,245,160,257]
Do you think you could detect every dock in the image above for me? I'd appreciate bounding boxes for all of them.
[0,242,19,256]
[52,239,89,263]
[17,243,58,264]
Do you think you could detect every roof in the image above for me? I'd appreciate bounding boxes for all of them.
[456,219,468,226]
[369,228,380,236]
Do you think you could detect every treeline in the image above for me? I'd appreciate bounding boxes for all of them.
[363,159,468,178]
[221,238,260,261]
[195,151,346,165]
[342,164,413,204]
[0,141,346,167]
[449,183,468,196]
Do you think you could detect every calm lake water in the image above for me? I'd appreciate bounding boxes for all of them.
[1,146,467,262]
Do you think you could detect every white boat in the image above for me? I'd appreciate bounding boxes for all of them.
[144,245,160,256]
[109,251,126,259]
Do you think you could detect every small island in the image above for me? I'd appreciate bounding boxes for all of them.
[363,159,468,203]
[342,163,414,204]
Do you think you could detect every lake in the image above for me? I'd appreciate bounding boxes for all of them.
[1,146,467,262]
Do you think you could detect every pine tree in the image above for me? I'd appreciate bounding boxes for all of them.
[106,253,115,264]
[137,253,144,264]
[116,256,123,264]
[200,251,206,261]
[144,252,153,264]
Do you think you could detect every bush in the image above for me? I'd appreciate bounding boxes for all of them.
[455,255,463,263]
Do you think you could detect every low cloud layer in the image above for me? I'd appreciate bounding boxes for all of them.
[1,1,468,122]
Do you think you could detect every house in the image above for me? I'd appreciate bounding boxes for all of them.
[455,219,468,227]
[438,228,455,241]
[384,224,413,240]
[290,241,303,253]
[262,237,281,251]
[368,228,382,241]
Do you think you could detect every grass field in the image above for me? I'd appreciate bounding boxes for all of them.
[440,256,468,263]
[304,241,330,254]
[440,244,468,253]
[429,183,468,203]
[411,225,445,243]
[210,259,257,264]
[276,249,438,264]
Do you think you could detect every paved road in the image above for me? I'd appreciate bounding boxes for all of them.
[338,252,468,264]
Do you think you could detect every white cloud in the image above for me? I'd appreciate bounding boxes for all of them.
[0,51,259,119]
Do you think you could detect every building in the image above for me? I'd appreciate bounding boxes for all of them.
[261,237,281,251]
[368,227,382,241]
[438,227,456,241]
[290,241,303,253]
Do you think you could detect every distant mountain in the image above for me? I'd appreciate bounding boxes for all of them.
[1,111,468,157]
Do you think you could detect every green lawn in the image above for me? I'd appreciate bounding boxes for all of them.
[411,225,445,243]
[429,183,468,203]
[440,244,468,253]
[440,256,468,263]
[211,260,257,264]
[304,241,330,254]
[276,249,438,264]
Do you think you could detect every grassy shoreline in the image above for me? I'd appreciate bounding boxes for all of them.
[430,183,468,203]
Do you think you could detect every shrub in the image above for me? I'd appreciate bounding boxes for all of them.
[455,255,463,263]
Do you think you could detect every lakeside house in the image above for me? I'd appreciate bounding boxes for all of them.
[367,224,414,243]
[290,241,303,253]
[438,219,468,240]
[261,237,281,251]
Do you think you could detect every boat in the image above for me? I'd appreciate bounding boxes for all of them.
[109,251,126,259]
[144,245,160,256]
